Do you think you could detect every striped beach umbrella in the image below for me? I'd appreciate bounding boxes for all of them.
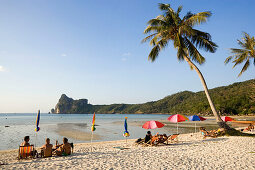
[188,115,206,133]
[123,117,130,137]
[142,120,165,129]
[167,114,189,134]
[221,116,234,122]
[90,112,96,152]
[91,112,96,132]
[35,110,40,132]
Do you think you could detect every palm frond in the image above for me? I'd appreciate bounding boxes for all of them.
[232,52,249,68]
[184,37,205,64]
[176,6,183,16]
[147,18,167,27]
[238,59,250,77]
[158,3,170,11]
[190,34,217,53]
[185,12,212,26]
[141,33,158,43]
[148,45,160,62]
[224,56,233,64]
[143,25,162,34]
[176,36,188,61]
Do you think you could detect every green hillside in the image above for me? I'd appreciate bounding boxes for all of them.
[53,79,255,115]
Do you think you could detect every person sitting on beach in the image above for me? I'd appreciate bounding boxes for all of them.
[21,136,30,146]
[41,138,53,157]
[55,137,72,156]
[144,131,152,143]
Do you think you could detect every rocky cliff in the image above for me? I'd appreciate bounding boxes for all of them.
[54,94,92,114]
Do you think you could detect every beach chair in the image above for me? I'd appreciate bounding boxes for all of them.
[154,135,168,145]
[200,128,217,139]
[18,145,35,159]
[167,134,179,144]
[142,139,153,147]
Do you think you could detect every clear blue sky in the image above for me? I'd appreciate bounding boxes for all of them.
[0,0,254,113]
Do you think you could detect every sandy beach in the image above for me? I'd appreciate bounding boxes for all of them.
[1,133,255,170]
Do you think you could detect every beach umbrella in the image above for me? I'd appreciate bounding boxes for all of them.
[35,110,40,132]
[221,116,234,122]
[167,114,189,134]
[35,110,40,148]
[90,112,96,152]
[188,115,206,133]
[142,120,165,129]
[123,117,130,144]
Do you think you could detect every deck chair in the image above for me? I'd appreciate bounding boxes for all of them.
[154,135,168,145]
[167,134,179,144]
[18,145,35,159]
[140,139,153,147]
[200,129,217,139]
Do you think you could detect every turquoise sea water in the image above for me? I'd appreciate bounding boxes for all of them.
[0,113,176,150]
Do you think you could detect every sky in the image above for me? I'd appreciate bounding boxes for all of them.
[0,0,254,113]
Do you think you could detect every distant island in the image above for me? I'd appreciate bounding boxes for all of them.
[51,79,255,115]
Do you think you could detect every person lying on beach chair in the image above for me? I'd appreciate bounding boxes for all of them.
[40,138,53,158]
[157,134,168,144]
[18,136,35,159]
[215,128,225,136]
[243,123,254,132]
[167,134,179,144]
[54,137,72,156]
[200,127,217,139]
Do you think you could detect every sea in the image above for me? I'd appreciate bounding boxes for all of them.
[0,113,205,150]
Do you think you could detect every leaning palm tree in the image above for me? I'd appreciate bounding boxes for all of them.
[225,32,255,77]
[142,3,230,129]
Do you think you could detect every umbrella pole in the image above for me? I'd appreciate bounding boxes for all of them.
[35,133,37,148]
[177,122,178,134]
[195,122,196,133]
[91,131,93,152]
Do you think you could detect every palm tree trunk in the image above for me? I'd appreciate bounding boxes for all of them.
[183,56,231,129]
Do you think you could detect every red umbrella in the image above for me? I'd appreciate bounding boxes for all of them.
[142,121,165,129]
[167,114,189,122]
[221,116,234,122]
[167,114,189,134]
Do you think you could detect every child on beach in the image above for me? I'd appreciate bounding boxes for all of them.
[40,138,53,157]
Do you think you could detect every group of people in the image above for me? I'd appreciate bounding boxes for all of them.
[136,131,169,145]
[21,136,72,158]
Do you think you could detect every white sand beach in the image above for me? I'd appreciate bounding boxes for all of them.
[1,133,255,169]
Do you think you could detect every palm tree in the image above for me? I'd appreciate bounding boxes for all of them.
[142,3,230,129]
[225,32,255,77]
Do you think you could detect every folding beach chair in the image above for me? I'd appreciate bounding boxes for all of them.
[154,135,168,146]
[18,145,35,159]
[167,134,179,144]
